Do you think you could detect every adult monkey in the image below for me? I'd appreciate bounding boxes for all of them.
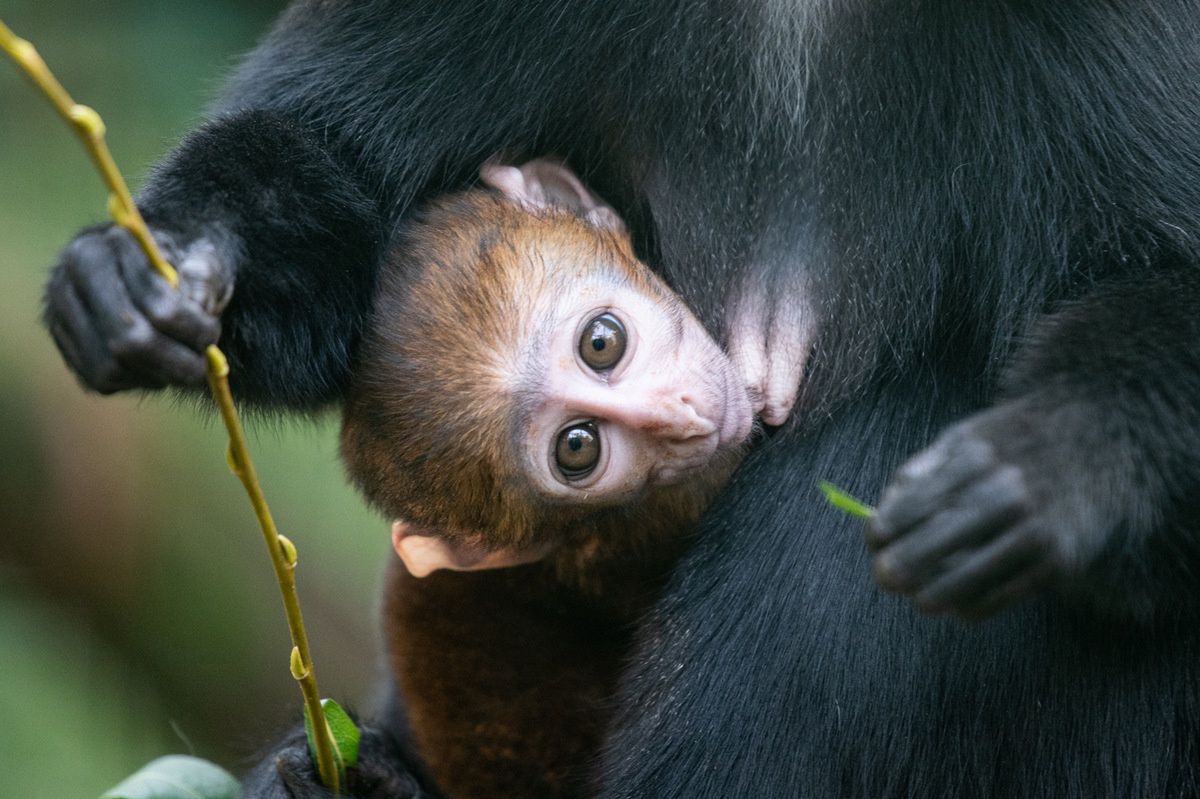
[42,0,1200,796]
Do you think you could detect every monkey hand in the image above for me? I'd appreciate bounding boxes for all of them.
[43,223,232,393]
[241,723,436,799]
[865,400,1103,619]
[726,310,813,428]
[726,275,815,427]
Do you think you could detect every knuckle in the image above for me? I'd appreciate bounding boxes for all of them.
[875,480,905,511]
[63,229,106,260]
[872,551,910,591]
[992,465,1034,511]
[864,516,893,549]
[897,441,950,483]
[108,321,156,360]
[143,294,180,327]
[63,237,109,282]
[957,434,997,469]
[895,455,930,484]
[102,224,138,251]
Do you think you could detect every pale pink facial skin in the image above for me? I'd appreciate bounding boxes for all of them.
[519,267,754,504]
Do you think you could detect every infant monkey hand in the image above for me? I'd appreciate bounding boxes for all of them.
[726,279,815,427]
[391,521,554,577]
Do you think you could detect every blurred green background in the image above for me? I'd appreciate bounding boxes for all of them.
[0,2,392,795]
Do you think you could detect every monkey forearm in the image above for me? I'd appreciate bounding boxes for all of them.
[139,110,385,408]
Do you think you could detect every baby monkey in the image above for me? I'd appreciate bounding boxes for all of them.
[340,159,812,798]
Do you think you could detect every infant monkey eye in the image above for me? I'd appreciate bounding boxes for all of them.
[579,313,627,371]
[555,422,601,480]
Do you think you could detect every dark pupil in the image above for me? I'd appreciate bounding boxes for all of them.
[579,313,626,371]
[555,423,600,479]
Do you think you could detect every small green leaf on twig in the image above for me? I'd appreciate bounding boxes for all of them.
[99,755,241,799]
[322,699,361,767]
[305,698,361,784]
[818,481,876,519]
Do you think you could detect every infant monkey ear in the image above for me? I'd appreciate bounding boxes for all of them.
[480,158,626,232]
[391,520,554,577]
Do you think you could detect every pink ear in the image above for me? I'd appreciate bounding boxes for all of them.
[480,158,626,232]
[479,164,547,209]
[392,529,459,578]
[391,520,554,576]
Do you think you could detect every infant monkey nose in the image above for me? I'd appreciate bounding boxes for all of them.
[633,392,714,440]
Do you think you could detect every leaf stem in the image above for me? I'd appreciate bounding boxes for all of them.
[0,20,341,794]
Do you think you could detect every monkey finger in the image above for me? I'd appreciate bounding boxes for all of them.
[112,230,222,351]
[759,339,805,427]
[912,525,1048,615]
[45,270,139,393]
[43,268,88,375]
[868,464,1030,586]
[174,237,234,316]
[868,434,996,546]
[727,329,768,413]
[111,333,207,388]
[760,311,814,426]
[70,235,207,387]
[872,476,1026,593]
[953,559,1058,620]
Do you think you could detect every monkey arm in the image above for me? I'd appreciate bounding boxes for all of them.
[42,109,385,409]
[866,264,1200,622]
[142,110,386,409]
[386,563,632,799]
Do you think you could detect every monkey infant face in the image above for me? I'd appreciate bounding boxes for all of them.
[343,163,760,577]
[519,267,754,505]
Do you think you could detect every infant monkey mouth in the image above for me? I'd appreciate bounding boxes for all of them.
[653,439,721,485]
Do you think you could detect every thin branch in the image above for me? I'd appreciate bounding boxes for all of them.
[0,19,342,793]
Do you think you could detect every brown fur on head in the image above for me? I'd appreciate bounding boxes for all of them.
[341,189,681,556]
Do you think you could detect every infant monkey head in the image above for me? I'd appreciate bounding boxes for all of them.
[341,160,755,576]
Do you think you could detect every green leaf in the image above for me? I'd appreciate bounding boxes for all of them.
[818,481,876,519]
[304,697,360,786]
[321,698,361,767]
[99,755,241,799]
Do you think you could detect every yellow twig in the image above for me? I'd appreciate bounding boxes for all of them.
[207,349,340,790]
[0,19,177,287]
[0,19,341,793]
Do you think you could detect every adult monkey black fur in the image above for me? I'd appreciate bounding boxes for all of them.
[41,1,1200,797]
